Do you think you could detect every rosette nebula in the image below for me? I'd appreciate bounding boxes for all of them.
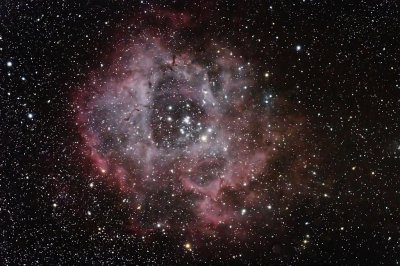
[74,12,310,244]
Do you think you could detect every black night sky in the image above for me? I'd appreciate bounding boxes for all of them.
[2,1,400,265]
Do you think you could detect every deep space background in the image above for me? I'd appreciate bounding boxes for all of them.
[1,0,400,265]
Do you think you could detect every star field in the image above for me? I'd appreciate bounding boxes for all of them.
[1,1,400,265]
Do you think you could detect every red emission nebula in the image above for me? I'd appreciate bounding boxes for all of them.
[73,10,315,245]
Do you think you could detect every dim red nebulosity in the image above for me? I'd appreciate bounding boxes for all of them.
[72,9,313,245]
